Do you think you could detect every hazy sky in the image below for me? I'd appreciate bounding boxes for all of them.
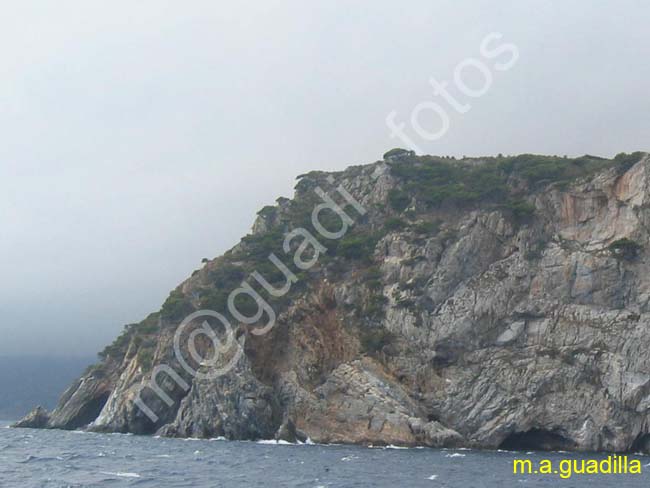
[1,1,649,356]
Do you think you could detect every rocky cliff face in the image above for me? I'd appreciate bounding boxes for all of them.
[16,152,650,453]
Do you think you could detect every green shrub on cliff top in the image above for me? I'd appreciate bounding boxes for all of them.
[161,289,194,321]
[387,154,620,215]
[505,199,536,223]
[384,217,407,231]
[337,233,379,260]
[98,330,130,359]
[388,189,411,211]
[208,263,246,287]
[412,220,439,235]
[614,152,645,173]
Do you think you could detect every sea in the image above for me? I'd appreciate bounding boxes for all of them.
[1,421,649,487]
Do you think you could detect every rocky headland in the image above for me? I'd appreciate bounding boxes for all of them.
[16,151,650,453]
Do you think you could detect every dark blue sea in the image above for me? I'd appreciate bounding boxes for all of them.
[1,421,649,487]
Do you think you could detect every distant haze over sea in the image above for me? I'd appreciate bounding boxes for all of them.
[0,356,93,419]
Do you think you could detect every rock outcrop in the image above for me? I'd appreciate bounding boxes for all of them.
[13,406,49,429]
[15,152,650,453]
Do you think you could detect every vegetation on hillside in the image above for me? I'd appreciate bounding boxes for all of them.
[386,153,631,214]
[614,151,646,173]
[96,151,646,366]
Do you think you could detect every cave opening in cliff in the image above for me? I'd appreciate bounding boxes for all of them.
[67,392,111,430]
[499,429,575,451]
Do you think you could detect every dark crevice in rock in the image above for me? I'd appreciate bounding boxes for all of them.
[499,429,576,451]
[431,339,464,367]
[630,433,650,454]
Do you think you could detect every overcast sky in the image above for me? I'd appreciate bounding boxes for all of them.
[1,0,649,356]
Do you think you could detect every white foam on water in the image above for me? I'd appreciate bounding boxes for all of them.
[445,453,466,458]
[100,472,141,478]
[341,455,358,462]
[257,439,293,445]
[427,474,438,480]
[368,444,410,450]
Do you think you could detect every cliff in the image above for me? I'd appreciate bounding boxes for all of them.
[15,151,650,453]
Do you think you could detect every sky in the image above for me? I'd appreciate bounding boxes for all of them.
[1,0,649,356]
